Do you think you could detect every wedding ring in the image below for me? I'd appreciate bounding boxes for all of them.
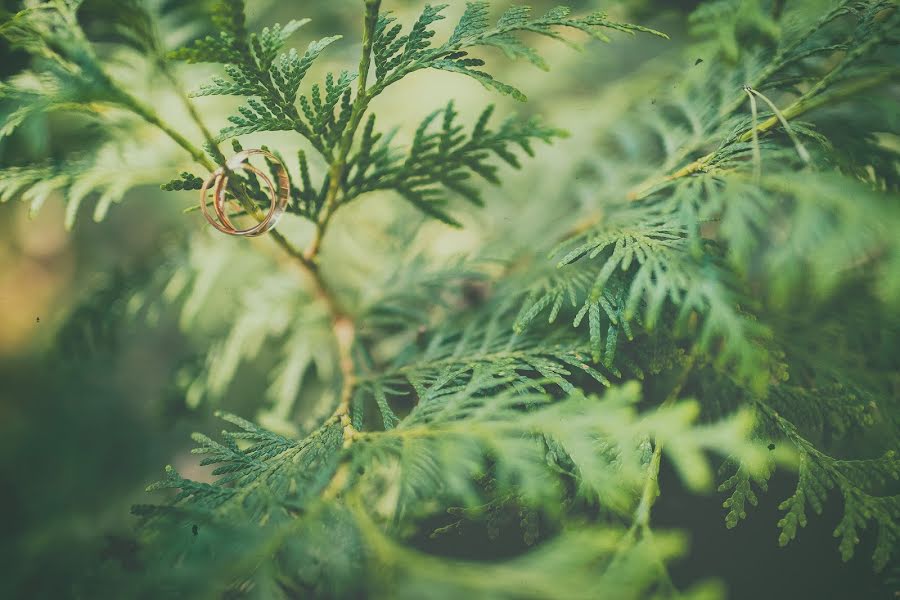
[199,149,290,237]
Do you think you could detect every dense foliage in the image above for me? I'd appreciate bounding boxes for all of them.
[1,0,897,597]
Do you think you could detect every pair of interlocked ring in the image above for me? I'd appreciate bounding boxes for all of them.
[199,149,289,237]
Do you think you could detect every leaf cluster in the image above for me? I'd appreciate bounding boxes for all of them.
[3,0,899,597]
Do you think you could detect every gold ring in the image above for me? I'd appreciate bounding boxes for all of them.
[199,149,290,237]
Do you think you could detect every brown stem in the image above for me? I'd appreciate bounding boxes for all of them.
[318,316,357,500]
[308,0,382,436]
[332,317,357,417]
[317,1,384,443]
[313,3,388,501]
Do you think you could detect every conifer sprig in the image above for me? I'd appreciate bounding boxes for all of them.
[3,0,898,596]
[370,3,666,101]
[344,102,566,226]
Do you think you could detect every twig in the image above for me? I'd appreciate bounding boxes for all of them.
[618,352,697,593]
[631,352,697,533]
[626,27,896,202]
[305,0,382,263]
[317,0,382,421]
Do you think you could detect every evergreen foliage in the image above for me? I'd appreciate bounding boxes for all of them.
[1,0,898,597]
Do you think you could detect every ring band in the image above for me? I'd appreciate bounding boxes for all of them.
[199,149,290,237]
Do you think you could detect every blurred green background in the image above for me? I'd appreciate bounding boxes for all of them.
[0,0,890,597]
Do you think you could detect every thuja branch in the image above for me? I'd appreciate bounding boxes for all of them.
[628,69,900,201]
[627,6,897,202]
[130,42,362,442]
[629,73,896,201]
